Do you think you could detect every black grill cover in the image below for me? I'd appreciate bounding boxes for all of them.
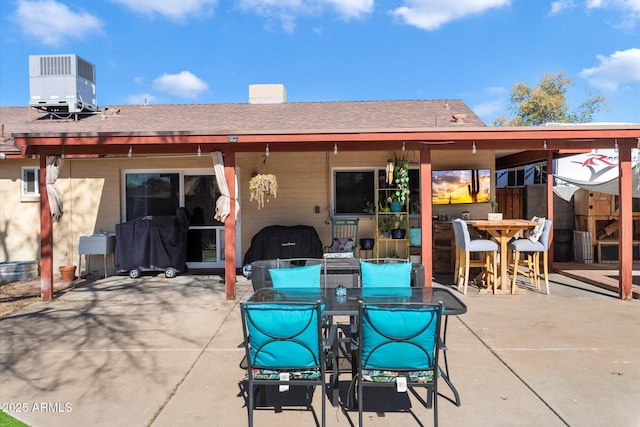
[115,208,189,273]
[243,225,323,265]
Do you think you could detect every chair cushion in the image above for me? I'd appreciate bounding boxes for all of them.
[468,239,498,252]
[361,369,434,383]
[360,261,412,287]
[245,303,320,368]
[269,264,322,288]
[323,251,354,259]
[331,237,354,253]
[525,216,545,243]
[361,305,437,370]
[508,237,543,252]
[247,368,321,380]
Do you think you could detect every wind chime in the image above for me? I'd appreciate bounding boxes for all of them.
[386,159,394,185]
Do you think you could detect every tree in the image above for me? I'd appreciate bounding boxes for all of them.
[493,71,607,126]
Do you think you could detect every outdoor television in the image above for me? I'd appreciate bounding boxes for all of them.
[432,169,491,205]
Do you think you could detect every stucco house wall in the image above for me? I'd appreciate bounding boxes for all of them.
[0,158,42,263]
[1,148,496,274]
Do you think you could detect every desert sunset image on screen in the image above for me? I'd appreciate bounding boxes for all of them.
[432,169,491,205]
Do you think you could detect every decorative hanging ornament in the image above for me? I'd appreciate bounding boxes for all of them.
[386,159,394,184]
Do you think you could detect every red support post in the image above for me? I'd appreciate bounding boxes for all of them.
[618,139,634,300]
[546,151,554,270]
[420,148,433,287]
[39,155,53,301]
[224,150,237,300]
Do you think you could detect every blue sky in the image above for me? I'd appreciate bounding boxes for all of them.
[1,0,639,125]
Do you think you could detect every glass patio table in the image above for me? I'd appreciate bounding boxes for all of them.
[246,286,467,407]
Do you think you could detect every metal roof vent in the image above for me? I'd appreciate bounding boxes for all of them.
[249,84,286,104]
[29,54,97,114]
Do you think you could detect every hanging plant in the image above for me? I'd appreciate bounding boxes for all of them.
[393,153,410,206]
[249,173,278,209]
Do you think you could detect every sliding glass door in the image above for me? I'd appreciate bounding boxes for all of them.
[184,173,224,268]
[123,168,238,269]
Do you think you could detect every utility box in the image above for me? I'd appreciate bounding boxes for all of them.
[29,54,97,113]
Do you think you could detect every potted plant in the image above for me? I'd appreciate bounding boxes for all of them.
[388,196,402,212]
[390,213,406,239]
[487,198,502,221]
[377,217,392,238]
[249,174,278,209]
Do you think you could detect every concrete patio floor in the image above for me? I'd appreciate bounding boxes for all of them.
[0,271,638,426]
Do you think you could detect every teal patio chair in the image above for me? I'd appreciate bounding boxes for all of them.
[268,258,326,288]
[360,258,412,287]
[357,302,443,426]
[240,301,332,427]
[324,219,359,258]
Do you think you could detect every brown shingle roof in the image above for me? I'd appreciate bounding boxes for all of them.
[0,99,484,138]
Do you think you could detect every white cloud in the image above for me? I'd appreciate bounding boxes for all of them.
[110,0,218,22]
[152,71,209,98]
[549,0,575,15]
[588,0,640,28]
[580,48,640,91]
[550,0,640,28]
[323,0,375,18]
[472,100,504,120]
[586,0,640,11]
[389,0,511,31]
[485,86,508,95]
[239,0,373,32]
[14,0,103,47]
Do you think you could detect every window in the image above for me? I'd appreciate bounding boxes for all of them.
[334,168,420,215]
[21,167,39,197]
[532,164,547,184]
[497,162,547,189]
[124,172,180,221]
[507,168,525,187]
[334,170,375,215]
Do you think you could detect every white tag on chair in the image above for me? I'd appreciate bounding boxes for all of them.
[279,373,290,392]
[396,376,407,392]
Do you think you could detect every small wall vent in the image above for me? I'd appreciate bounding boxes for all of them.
[29,54,97,114]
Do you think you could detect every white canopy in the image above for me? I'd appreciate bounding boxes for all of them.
[555,165,640,199]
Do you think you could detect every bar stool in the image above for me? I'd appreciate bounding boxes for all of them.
[452,219,498,294]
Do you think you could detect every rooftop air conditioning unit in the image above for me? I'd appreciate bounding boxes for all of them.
[29,54,97,113]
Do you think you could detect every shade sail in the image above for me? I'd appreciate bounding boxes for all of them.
[555,168,640,198]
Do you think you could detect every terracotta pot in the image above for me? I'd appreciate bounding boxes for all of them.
[59,265,76,281]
